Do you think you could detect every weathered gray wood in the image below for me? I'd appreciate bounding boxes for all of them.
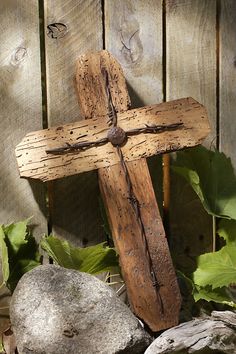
[104,0,164,303]
[44,0,104,245]
[105,0,163,107]
[145,311,236,354]
[166,0,216,145]
[166,0,215,271]
[0,0,47,235]
[220,0,236,169]
[16,98,210,181]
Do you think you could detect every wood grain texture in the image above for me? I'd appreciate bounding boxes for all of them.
[105,0,163,107]
[16,97,210,181]
[166,0,216,145]
[0,0,47,236]
[75,50,181,331]
[145,311,236,354]
[99,160,181,332]
[104,0,164,210]
[220,0,236,169]
[44,0,104,245]
[104,2,180,330]
[166,0,215,272]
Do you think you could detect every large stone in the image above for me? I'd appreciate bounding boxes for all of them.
[10,264,152,354]
[145,311,236,354]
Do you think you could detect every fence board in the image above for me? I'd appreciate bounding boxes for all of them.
[166,0,216,272]
[44,0,104,245]
[104,0,163,298]
[0,0,47,235]
[105,0,163,107]
[105,0,163,205]
[166,0,216,144]
[220,0,236,169]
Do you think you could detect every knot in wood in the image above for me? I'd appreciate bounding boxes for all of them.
[107,126,127,146]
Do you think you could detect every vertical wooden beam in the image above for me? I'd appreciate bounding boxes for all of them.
[104,0,165,226]
[104,0,164,292]
[219,0,236,169]
[166,0,216,272]
[102,2,181,331]
[44,0,104,245]
[75,50,181,331]
[104,0,164,227]
[0,0,47,236]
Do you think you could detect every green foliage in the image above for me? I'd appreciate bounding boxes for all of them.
[218,219,236,246]
[0,227,9,286]
[193,285,236,309]
[41,235,119,275]
[174,146,236,309]
[173,146,236,219]
[0,219,40,292]
[0,341,4,354]
[193,245,236,289]
[0,218,119,293]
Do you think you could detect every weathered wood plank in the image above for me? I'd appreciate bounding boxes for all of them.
[105,0,163,106]
[104,1,181,330]
[16,97,210,181]
[166,0,216,145]
[0,0,47,236]
[166,0,216,272]
[104,0,164,300]
[220,0,236,169]
[145,311,236,354]
[74,50,181,332]
[44,0,103,245]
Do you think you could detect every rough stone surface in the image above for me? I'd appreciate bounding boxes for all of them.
[145,311,236,354]
[10,265,152,354]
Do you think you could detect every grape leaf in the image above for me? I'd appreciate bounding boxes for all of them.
[218,219,236,246]
[41,235,119,274]
[173,146,236,219]
[3,220,40,292]
[193,284,236,308]
[0,226,9,286]
[3,219,33,254]
[193,245,236,289]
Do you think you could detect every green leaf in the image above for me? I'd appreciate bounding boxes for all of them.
[193,245,236,289]
[41,235,119,275]
[218,219,236,246]
[0,340,4,353]
[193,284,236,308]
[3,219,29,254]
[173,146,236,219]
[0,226,9,285]
[2,219,40,292]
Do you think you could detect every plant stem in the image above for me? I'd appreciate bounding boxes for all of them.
[212,216,216,252]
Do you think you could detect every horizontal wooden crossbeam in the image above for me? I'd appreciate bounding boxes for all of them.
[15,97,210,181]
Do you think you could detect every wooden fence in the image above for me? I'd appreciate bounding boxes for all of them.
[0,0,235,253]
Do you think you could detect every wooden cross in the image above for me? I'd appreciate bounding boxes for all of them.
[15,50,210,331]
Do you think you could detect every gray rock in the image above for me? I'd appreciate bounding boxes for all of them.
[145,311,236,354]
[10,264,151,354]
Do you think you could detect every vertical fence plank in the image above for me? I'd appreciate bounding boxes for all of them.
[105,0,163,205]
[0,0,47,235]
[44,0,104,245]
[104,0,163,298]
[166,0,216,272]
[105,0,163,107]
[220,0,236,168]
[166,0,216,144]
